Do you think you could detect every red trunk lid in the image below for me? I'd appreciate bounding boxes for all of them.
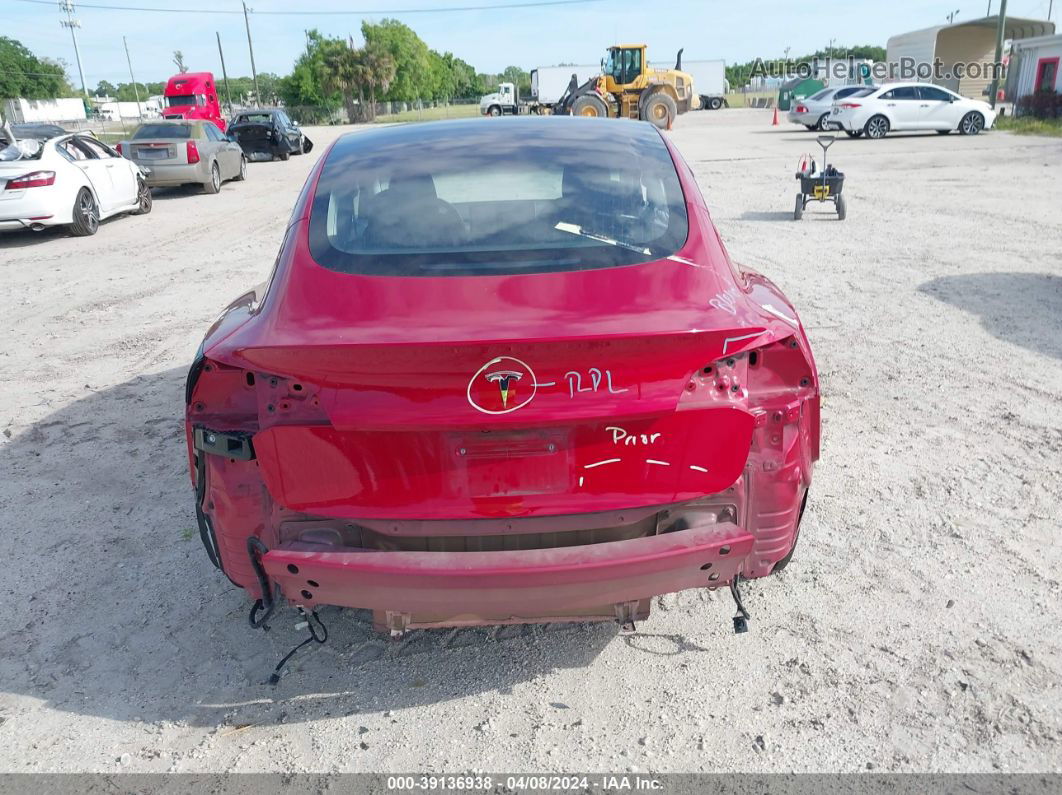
[207,216,781,520]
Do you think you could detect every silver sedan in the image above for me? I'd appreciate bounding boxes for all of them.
[118,120,246,194]
[787,85,875,131]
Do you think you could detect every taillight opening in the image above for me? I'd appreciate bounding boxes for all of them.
[5,171,56,190]
[186,140,200,164]
[839,102,861,109]
[115,142,123,155]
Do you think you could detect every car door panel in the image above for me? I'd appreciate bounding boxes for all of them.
[202,123,233,178]
[918,86,962,130]
[83,137,137,207]
[60,138,116,212]
[879,87,921,129]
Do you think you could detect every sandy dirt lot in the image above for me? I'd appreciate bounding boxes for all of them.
[1,110,1060,774]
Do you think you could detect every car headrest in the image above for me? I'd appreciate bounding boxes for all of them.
[384,173,437,200]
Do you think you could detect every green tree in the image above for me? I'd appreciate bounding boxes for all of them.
[94,80,116,98]
[0,37,72,100]
[117,81,164,101]
[361,18,431,101]
[276,30,341,120]
[314,34,396,122]
[500,65,531,96]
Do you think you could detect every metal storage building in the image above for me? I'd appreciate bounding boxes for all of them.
[887,16,1054,99]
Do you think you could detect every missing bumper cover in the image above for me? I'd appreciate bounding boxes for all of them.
[193,427,255,461]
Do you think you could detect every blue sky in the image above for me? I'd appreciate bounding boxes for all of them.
[6,0,1058,89]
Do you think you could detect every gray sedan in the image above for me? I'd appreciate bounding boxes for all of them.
[787,85,875,131]
[118,120,245,194]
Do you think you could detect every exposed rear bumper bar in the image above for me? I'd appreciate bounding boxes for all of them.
[261,521,754,625]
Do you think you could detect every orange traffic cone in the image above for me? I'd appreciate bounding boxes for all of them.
[771,105,779,126]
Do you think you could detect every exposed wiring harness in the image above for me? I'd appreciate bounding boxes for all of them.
[247,537,278,629]
[269,608,328,685]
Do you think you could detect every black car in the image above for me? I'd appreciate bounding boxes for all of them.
[227,109,311,161]
[1,123,70,145]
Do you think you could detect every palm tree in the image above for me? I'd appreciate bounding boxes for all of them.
[358,44,396,122]
[316,39,359,123]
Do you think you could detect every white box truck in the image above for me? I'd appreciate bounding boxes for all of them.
[651,58,728,109]
[480,64,600,116]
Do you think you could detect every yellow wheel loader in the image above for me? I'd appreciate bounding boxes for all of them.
[556,45,697,129]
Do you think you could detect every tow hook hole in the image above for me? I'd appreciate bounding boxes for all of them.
[287,564,299,574]
[700,563,713,570]
[245,372,255,387]
[702,366,713,375]
[307,579,319,588]
[749,351,759,367]
[300,589,313,600]
[292,383,303,392]
[719,545,731,556]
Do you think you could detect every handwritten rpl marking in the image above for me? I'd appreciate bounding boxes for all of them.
[565,368,628,398]
[689,465,709,473]
[646,459,670,467]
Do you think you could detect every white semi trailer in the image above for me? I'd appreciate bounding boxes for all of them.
[479,64,600,115]
[651,58,728,109]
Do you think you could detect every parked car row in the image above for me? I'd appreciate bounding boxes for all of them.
[0,130,151,236]
[1,110,312,237]
[789,82,996,139]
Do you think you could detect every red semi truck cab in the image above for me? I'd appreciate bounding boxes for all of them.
[162,72,226,132]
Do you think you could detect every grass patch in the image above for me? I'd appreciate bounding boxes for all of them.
[373,103,481,123]
[725,92,776,109]
[994,116,1062,137]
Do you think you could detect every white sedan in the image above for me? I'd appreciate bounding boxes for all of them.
[829,83,996,139]
[0,132,151,235]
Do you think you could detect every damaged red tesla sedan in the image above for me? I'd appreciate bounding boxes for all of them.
[185,117,820,637]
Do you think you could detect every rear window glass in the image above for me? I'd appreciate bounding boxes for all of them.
[235,113,274,124]
[308,118,689,277]
[134,124,192,139]
[851,88,878,97]
[808,89,832,101]
[834,86,864,99]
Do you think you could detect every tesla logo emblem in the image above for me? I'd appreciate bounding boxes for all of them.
[485,369,522,408]
[468,356,538,415]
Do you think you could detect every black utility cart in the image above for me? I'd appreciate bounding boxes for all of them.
[794,134,846,220]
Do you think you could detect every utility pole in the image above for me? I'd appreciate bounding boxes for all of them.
[989,0,1007,109]
[986,1,992,16]
[216,32,233,114]
[59,0,88,97]
[123,36,142,119]
[242,2,260,104]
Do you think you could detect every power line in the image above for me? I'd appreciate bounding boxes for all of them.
[12,0,603,14]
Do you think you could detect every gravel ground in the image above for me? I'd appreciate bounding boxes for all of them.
[1,110,1060,774]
